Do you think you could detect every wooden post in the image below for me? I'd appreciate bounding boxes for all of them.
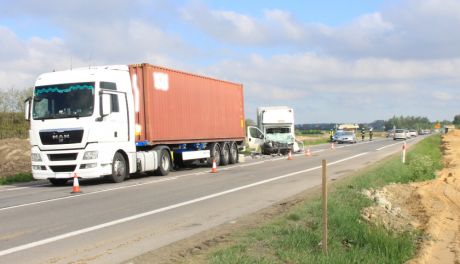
[322,159,328,254]
[402,142,406,164]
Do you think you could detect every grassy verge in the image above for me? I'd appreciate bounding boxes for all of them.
[209,135,442,264]
[0,172,34,185]
[302,138,330,146]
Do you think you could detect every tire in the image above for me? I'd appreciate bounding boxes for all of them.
[229,142,239,164]
[220,142,230,166]
[107,152,128,183]
[207,143,221,166]
[49,178,68,186]
[155,149,171,176]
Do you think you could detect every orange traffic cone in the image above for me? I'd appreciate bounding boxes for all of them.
[71,173,81,194]
[211,159,217,173]
[287,151,293,160]
[305,148,312,157]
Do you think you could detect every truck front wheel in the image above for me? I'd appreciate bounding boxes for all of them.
[107,152,128,183]
[155,149,171,176]
[49,178,68,186]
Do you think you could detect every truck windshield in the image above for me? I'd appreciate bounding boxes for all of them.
[32,82,95,120]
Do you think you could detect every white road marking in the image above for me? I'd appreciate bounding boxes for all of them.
[376,141,403,151]
[0,177,178,212]
[0,152,368,256]
[0,152,368,257]
[0,184,49,193]
[0,157,290,211]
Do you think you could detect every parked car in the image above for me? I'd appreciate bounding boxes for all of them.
[335,131,357,144]
[332,130,344,142]
[393,129,407,140]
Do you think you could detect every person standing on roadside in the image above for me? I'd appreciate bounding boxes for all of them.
[361,128,365,141]
[329,129,334,142]
[369,128,373,141]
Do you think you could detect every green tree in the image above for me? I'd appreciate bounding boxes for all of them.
[384,115,432,130]
[453,115,460,126]
[245,118,255,134]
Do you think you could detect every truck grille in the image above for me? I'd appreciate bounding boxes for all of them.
[48,153,78,161]
[50,165,76,172]
[39,129,83,145]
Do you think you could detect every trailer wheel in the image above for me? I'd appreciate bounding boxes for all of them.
[207,143,221,166]
[49,178,68,186]
[220,143,230,166]
[155,149,171,176]
[107,152,127,183]
[229,142,238,164]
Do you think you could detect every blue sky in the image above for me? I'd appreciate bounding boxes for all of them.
[0,0,459,123]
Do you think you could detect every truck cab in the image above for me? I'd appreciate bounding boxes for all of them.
[25,65,138,185]
[247,106,298,155]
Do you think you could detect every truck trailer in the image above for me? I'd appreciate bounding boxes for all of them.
[25,63,245,185]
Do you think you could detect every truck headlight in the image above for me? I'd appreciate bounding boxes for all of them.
[31,153,42,162]
[83,151,98,160]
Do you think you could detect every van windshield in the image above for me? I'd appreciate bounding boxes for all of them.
[33,82,95,120]
[265,127,293,143]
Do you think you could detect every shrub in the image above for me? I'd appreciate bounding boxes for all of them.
[408,155,434,181]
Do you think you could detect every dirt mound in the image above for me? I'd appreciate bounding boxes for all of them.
[361,184,427,233]
[0,138,31,178]
[361,130,460,264]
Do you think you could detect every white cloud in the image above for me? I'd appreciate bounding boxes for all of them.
[0,2,192,90]
[1,0,460,122]
[180,3,266,45]
[432,91,454,101]
[206,52,460,122]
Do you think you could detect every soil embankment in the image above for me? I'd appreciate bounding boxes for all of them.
[0,138,30,178]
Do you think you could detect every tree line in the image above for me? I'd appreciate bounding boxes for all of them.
[383,115,450,131]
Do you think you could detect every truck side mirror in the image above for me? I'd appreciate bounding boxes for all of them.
[101,93,112,117]
[24,97,31,121]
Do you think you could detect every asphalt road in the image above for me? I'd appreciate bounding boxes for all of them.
[0,136,424,264]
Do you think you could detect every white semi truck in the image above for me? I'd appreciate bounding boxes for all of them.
[247,106,299,154]
[24,63,245,185]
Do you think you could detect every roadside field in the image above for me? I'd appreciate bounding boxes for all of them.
[198,135,443,263]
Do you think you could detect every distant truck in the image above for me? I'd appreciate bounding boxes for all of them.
[247,106,298,155]
[25,63,245,185]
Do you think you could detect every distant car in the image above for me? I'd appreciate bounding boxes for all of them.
[386,130,394,138]
[336,131,357,144]
[393,129,407,140]
[409,129,418,137]
[405,129,411,139]
[421,129,431,135]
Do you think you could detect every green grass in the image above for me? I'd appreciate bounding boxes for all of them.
[0,172,34,185]
[0,112,29,139]
[302,137,330,146]
[208,135,442,264]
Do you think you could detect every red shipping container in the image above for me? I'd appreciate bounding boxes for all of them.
[129,63,245,145]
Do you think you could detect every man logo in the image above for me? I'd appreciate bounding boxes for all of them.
[52,134,70,143]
